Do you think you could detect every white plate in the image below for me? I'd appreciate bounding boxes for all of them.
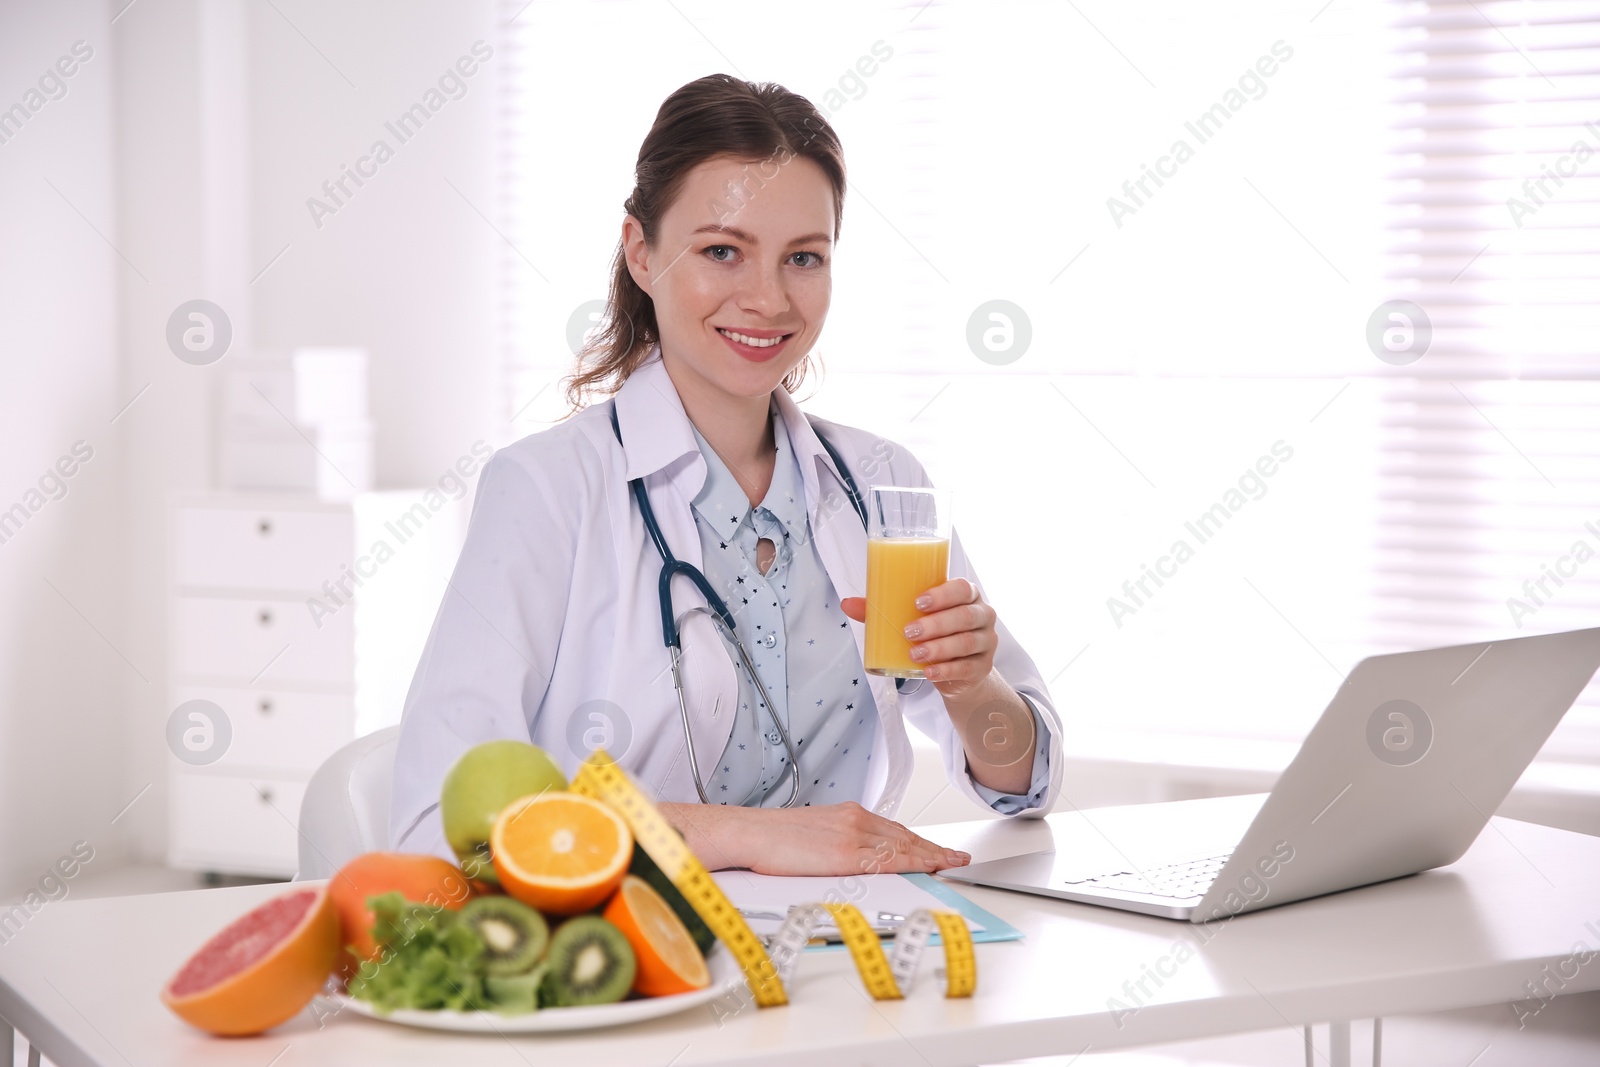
[331,945,741,1033]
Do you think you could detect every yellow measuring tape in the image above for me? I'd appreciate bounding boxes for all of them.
[571,750,976,1005]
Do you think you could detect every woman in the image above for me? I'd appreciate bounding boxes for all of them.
[390,74,1062,877]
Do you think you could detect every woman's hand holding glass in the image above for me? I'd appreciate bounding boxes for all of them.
[842,577,997,701]
[845,580,1038,796]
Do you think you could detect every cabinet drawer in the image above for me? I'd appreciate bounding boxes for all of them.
[172,685,353,773]
[168,773,307,878]
[174,595,354,684]
[175,505,353,591]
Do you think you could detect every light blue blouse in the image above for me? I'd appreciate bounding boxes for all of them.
[687,401,1051,814]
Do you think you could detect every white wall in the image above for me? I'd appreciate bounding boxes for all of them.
[108,0,500,865]
[0,0,501,877]
[0,0,128,891]
[246,0,499,482]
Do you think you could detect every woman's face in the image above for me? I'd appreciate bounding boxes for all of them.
[623,152,835,408]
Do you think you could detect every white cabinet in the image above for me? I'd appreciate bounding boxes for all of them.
[173,595,357,683]
[173,505,357,589]
[167,490,463,877]
[170,686,355,772]
[169,775,310,876]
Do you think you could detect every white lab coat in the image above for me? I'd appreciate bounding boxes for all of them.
[389,347,1064,861]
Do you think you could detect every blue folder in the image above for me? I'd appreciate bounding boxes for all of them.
[803,872,1023,953]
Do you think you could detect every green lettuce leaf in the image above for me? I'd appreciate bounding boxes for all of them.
[346,891,494,1014]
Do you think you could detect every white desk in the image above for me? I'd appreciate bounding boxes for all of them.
[3,793,1597,1067]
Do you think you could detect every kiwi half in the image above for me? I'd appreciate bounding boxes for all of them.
[459,897,549,977]
[541,916,637,1007]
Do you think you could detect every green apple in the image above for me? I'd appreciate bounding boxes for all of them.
[440,740,568,884]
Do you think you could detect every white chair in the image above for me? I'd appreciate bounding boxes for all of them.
[295,725,401,880]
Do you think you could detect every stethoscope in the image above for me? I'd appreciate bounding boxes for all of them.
[608,403,901,807]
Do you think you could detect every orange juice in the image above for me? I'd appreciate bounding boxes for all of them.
[864,536,950,677]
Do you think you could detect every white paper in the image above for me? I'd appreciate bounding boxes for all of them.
[710,871,984,938]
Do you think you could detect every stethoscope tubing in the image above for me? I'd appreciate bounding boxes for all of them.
[607,400,883,808]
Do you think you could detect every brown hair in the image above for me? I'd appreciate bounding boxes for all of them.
[559,73,847,418]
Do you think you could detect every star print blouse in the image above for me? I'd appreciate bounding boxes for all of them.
[686,402,1052,812]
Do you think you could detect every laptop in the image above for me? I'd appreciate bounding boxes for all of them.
[940,626,1600,922]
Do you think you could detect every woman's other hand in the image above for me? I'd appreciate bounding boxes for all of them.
[660,801,970,876]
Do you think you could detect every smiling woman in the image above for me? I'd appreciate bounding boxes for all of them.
[561,76,846,445]
[389,73,1064,879]
[613,150,836,480]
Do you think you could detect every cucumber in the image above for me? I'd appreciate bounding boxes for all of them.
[628,847,718,956]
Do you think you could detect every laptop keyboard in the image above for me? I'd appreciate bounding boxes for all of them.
[1061,853,1232,900]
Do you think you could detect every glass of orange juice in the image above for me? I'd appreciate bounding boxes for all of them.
[863,486,952,678]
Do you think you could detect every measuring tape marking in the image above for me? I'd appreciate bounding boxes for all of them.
[572,753,788,1006]
[572,751,976,1003]
[933,911,977,998]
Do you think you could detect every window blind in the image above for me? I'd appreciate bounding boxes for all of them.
[1378,0,1600,760]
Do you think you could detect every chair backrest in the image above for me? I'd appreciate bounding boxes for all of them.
[295,725,401,880]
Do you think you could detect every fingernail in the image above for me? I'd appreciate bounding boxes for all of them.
[909,646,927,661]
[914,595,932,610]
[903,623,922,639]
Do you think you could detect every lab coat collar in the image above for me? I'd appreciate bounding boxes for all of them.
[610,345,850,533]
[611,347,701,483]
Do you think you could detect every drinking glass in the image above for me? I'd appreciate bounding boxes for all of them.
[863,486,953,678]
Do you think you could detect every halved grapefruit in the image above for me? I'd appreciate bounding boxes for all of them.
[490,792,632,915]
[161,885,339,1035]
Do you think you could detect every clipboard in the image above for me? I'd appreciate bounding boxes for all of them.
[800,873,1023,954]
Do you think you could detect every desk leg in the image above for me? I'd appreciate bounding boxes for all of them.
[1305,1019,1383,1067]
[2,1016,42,1067]
[1330,1019,1351,1067]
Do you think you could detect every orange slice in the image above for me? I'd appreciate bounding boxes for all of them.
[490,792,632,916]
[603,874,711,996]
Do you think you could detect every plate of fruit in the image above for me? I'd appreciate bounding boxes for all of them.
[329,886,742,1032]
[160,741,738,1036]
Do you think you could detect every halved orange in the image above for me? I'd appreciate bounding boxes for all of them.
[490,792,632,916]
[603,874,711,996]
